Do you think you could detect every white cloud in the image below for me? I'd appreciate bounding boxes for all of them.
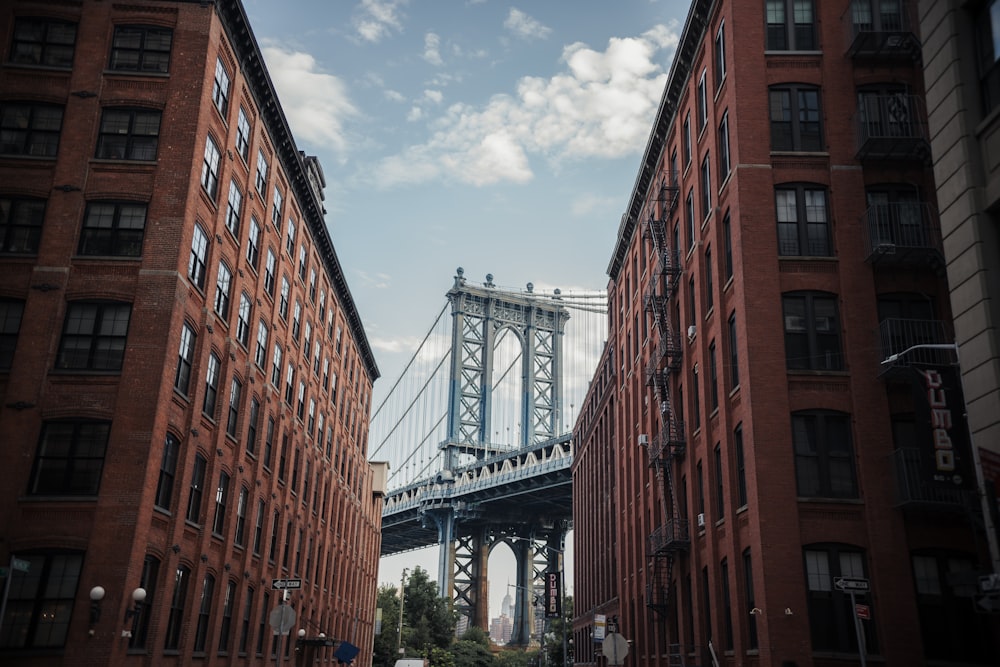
[384,89,406,103]
[370,335,422,354]
[423,89,443,104]
[353,0,407,43]
[356,269,392,289]
[406,106,424,122]
[372,21,680,187]
[504,8,552,41]
[423,32,443,65]
[260,43,358,155]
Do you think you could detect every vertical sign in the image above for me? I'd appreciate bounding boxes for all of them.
[593,614,606,641]
[912,366,973,489]
[544,570,562,618]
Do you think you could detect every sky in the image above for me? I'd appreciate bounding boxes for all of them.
[243,0,691,620]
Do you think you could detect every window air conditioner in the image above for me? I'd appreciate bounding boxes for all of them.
[638,434,649,447]
[697,513,706,528]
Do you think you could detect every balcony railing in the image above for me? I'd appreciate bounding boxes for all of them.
[876,318,952,377]
[648,519,691,554]
[844,0,920,61]
[648,423,685,462]
[891,447,971,509]
[862,202,942,265]
[855,94,930,162]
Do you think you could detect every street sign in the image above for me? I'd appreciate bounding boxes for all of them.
[268,604,296,635]
[834,576,870,593]
[272,578,302,590]
[980,573,1000,594]
[11,557,30,573]
[855,604,870,620]
[601,632,629,666]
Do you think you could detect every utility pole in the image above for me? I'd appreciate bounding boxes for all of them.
[396,568,408,658]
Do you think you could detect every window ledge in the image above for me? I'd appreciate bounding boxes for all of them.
[20,495,98,503]
[103,69,170,79]
[4,62,73,74]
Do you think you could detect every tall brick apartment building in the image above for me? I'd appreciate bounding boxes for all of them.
[0,2,386,666]
[573,1,1000,666]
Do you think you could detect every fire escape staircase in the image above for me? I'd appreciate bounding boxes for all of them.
[641,178,690,619]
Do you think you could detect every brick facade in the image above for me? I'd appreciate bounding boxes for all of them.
[573,1,1000,665]
[0,2,384,666]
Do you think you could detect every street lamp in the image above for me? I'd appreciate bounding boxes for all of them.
[881,342,1000,577]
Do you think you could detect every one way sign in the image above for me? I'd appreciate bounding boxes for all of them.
[272,579,302,590]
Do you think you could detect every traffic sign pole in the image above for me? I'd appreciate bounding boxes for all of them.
[848,589,867,667]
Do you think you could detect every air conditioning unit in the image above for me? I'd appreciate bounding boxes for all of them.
[697,513,706,528]
[687,325,697,341]
[876,242,896,255]
[638,434,649,447]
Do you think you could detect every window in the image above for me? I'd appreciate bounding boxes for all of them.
[297,383,306,420]
[804,545,876,653]
[212,57,231,116]
[212,471,230,535]
[263,417,275,469]
[721,558,733,649]
[865,184,924,249]
[769,85,822,151]
[10,18,77,68]
[255,320,268,369]
[714,443,725,518]
[193,574,215,653]
[189,224,209,289]
[110,25,172,73]
[28,420,109,496]
[782,291,843,370]
[709,340,719,411]
[96,108,160,160]
[700,153,711,220]
[264,248,277,296]
[255,150,269,197]
[225,180,242,236]
[691,368,701,431]
[175,323,196,395]
[201,135,222,199]
[285,364,295,406]
[0,102,63,157]
[186,453,207,523]
[743,549,758,649]
[714,21,726,88]
[685,189,695,250]
[308,269,317,302]
[292,301,302,341]
[793,411,857,498]
[271,344,282,388]
[979,1,1000,113]
[0,196,45,254]
[257,590,270,654]
[766,0,816,51]
[722,210,733,280]
[129,556,159,650]
[734,423,747,507]
[247,216,261,269]
[285,218,296,255]
[776,185,830,256]
[718,112,731,180]
[279,276,290,319]
[226,377,242,438]
[687,275,696,333]
[0,299,25,369]
[697,69,708,131]
[0,551,83,648]
[218,579,236,653]
[204,352,221,417]
[253,499,265,555]
[239,585,254,654]
[236,107,251,160]
[268,511,280,561]
[298,244,308,280]
[271,187,283,228]
[155,433,180,510]
[164,565,191,650]
[79,201,146,257]
[236,292,252,346]
[247,397,260,456]
[728,311,739,388]
[56,301,131,371]
[214,262,232,319]
[682,112,692,166]
[234,486,249,547]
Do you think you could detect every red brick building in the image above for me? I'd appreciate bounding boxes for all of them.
[0,1,386,666]
[573,1,1000,665]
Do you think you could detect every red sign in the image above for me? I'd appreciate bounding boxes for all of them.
[855,603,870,620]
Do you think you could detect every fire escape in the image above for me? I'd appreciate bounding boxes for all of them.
[642,176,690,624]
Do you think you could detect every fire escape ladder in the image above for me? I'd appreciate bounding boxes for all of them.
[643,179,689,619]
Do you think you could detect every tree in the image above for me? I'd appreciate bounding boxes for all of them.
[450,638,497,667]
[403,567,457,655]
[373,584,402,667]
[497,648,535,667]
[542,595,573,667]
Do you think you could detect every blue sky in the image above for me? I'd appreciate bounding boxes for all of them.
[244,0,690,618]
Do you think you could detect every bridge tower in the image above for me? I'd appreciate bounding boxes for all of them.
[425,268,571,641]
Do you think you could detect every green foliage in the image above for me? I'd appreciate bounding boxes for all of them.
[404,566,457,653]
[541,595,573,667]
[450,638,497,667]
[372,584,402,667]
[428,645,456,667]
[461,625,492,648]
[496,648,535,667]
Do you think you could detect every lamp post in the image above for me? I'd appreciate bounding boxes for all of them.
[881,342,1000,577]
[397,568,407,658]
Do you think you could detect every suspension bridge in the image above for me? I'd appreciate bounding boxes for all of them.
[368,268,607,644]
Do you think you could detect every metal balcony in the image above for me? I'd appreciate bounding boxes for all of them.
[844,0,921,61]
[876,318,953,377]
[862,202,943,266]
[648,519,691,555]
[648,424,685,462]
[645,552,674,617]
[855,94,930,162]
[891,447,971,510]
